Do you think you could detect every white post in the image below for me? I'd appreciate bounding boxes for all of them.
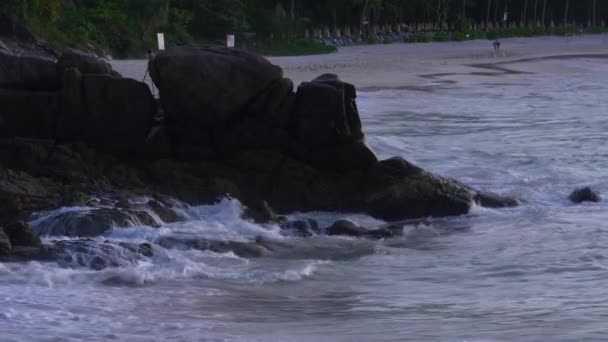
[157,33,165,51]
[226,34,235,48]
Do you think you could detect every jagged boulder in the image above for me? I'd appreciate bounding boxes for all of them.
[292,74,375,171]
[57,68,157,158]
[57,47,119,76]
[361,157,473,220]
[0,168,62,223]
[0,89,59,139]
[150,46,283,128]
[0,51,59,90]
[31,208,157,238]
[4,221,41,247]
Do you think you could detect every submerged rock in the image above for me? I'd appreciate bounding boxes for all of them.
[32,208,157,238]
[569,187,601,203]
[474,191,522,208]
[325,220,403,239]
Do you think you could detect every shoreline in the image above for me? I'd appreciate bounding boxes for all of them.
[112,34,608,92]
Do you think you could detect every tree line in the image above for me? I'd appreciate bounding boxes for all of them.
[1,0,606,56]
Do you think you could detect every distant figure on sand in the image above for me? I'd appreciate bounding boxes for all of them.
[493,40,503,57]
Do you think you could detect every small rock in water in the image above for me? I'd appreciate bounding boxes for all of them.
[474,191,521,208]
[569,187,601,203]
[326,220,404,239]
[280,219,320,237]
[326,220,368,237]
[242,200,283,224]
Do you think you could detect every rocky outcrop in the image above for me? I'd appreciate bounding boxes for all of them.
[57,48,120,77]
[0,43,524,261]
[0,51,59,90]
[57,68,157,158]
[150,46,283,127]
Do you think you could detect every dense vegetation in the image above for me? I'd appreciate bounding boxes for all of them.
[1,0,607,57]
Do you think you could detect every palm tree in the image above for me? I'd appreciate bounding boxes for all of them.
[541,0,547,27]
[592,0,597,26]
[486,0,492,28]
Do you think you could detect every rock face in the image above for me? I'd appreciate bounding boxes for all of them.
[57,68,157,158]
[0,51,59,90]
[57,48,118,76]
[569,187,601,203]
[149,46,283,127]
[0,89,59,139]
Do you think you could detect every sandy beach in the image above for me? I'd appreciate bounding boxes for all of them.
[113,34,608,91]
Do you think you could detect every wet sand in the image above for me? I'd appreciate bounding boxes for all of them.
[112,34,608,91]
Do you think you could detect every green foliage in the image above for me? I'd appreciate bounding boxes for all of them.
[432,32,450,42]
[366,36,380,44]
[409,32,431,43]
[3,0,607,57]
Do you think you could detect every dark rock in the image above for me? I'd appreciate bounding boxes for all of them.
[226,149,284,173]
[0,138,53,174]
[137,243,154,257]
[474,191,522,208]
[57,48,117,76]
[569,187,601,203]
[0,168,62,223]
[149,46,283,126]
[242,200,282,224]
[214,119,289,153]
[0,89,59,139]
[49,239,153,270]
[326,220,367,237]
[0,51,59,90]
[290,75,373,171]
[326,220,403,239]
[174,145,217,162]
[280,219,320,237]
[310,140,378,172]
[57,69,156,158]
[249,77,294,121]
[157,236,271,258]
[293,74,363,147]
[143,125,172,161]
[293,82,350,147]
[147,200,182,223]
[362,158,473,220]
[31,208,155,238]
[0,228,11,256]
[4,221,41,247]
[366,226,404,239]
[312,73,362,139]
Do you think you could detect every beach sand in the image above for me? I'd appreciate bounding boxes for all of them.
[112,34,608,91]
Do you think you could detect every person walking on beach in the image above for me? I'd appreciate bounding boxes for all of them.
[493,39,502,57]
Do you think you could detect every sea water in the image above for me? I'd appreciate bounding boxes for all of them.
[1,57,607,341]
